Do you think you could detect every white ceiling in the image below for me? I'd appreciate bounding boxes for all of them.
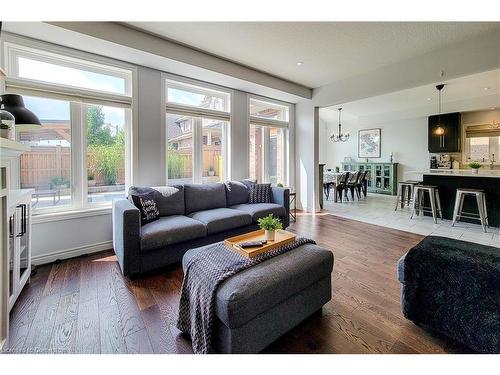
[320,68,500,123]
[126,22,500,88]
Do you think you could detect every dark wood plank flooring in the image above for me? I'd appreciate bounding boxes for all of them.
[4,213,470,354]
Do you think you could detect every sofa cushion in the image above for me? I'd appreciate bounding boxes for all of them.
[129,185,184,216]
[184,183,227,215]
[230,203,286,223]
[224,181,250,206]
[182,243,334,329]
[248,183,272,204]
[140,215,207,252]
[189,208,252,235]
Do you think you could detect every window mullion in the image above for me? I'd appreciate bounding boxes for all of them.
[81,104,89,207]
[70,102,84,210]
[193,118,203,184]
[263,127,271,183]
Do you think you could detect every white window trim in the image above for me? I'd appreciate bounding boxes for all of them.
[248,95,293,186]
[462,122,500,165]
[162,73,232,184]
[2,34,136,217]
[3,36,133,97]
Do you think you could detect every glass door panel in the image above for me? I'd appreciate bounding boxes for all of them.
[19,204,30,281]
[8,212,15,300]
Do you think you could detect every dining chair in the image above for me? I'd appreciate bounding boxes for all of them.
[346,171,361,200]
[336,172,350,202]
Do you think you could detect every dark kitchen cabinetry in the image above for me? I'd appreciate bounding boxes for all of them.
[428,112,461,153]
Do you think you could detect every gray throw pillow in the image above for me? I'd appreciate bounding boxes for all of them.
[248,183,272,204]
[224,181,250,206]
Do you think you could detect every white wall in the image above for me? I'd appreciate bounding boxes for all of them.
[31,213,113,264]
[319,115,429,182]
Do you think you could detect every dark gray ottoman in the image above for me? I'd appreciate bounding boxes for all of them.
[397,236,500,353]
[182,242,334,353]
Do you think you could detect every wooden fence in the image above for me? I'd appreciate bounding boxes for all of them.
[20,146,125,189]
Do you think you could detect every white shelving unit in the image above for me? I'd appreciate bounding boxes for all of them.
[0,138,32,351]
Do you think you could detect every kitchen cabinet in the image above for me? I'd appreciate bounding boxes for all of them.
[428,112,461,153]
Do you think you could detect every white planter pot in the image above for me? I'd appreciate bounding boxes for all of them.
[264,230,276,241]
[0,128,12,139]
[471,168,479,174]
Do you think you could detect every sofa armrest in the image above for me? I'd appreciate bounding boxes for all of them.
[271,187,290,228]
[112,199,141,276]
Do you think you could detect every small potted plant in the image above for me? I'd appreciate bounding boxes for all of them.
[257,214,283,241]
[50,176,69,190]
[276,182,284,187]
[88,171,96,187]
[208,166,215,176]
[0,123,12,140]
[468,161,482,174]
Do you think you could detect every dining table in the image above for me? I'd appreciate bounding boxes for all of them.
[323,171,345,203]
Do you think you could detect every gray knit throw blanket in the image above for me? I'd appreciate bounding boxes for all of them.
[176,237,316,354]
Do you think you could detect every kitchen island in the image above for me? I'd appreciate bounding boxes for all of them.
[423,170,500,227]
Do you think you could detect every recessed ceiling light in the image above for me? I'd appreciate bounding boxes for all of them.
[296,61,304,66]
[427,97,432,101]
[484,87,490,91]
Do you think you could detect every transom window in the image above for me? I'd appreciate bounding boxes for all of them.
[165,77,230,184]
[6,43,132,96]
[4,41,134,213]
[166,79,230,112]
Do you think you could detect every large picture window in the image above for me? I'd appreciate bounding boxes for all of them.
[249,98,290,186]
[165,77,230,184]
[5,41,134,213]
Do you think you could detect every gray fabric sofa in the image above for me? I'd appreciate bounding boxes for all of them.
[183,242,334,353]
[112,181,290,276]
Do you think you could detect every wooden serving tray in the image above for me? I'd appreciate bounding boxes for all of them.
[224,229,296,258]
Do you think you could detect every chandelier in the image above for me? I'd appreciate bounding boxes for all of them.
[330,107,349,142]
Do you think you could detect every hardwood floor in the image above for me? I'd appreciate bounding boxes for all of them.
[5,213,469,354]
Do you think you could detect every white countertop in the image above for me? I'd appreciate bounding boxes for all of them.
[423,169,500,178]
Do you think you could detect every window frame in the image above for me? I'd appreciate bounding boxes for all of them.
[463,122,500,165]
[163,73,232,184]
[2,37,135,215]
[248,95,291,186]
[5,41,133,97]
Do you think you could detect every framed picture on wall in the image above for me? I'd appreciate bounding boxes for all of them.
[358,128,381,158]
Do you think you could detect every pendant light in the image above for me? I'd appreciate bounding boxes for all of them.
[434,84,445,136]
[330,107,349,142]
[0,94,42,127]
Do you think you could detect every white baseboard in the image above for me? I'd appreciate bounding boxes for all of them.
[31,240,113,265]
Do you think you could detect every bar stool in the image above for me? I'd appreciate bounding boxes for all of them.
[410,185,442,224]
[451,188,489,233]
[395,181,421,211]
